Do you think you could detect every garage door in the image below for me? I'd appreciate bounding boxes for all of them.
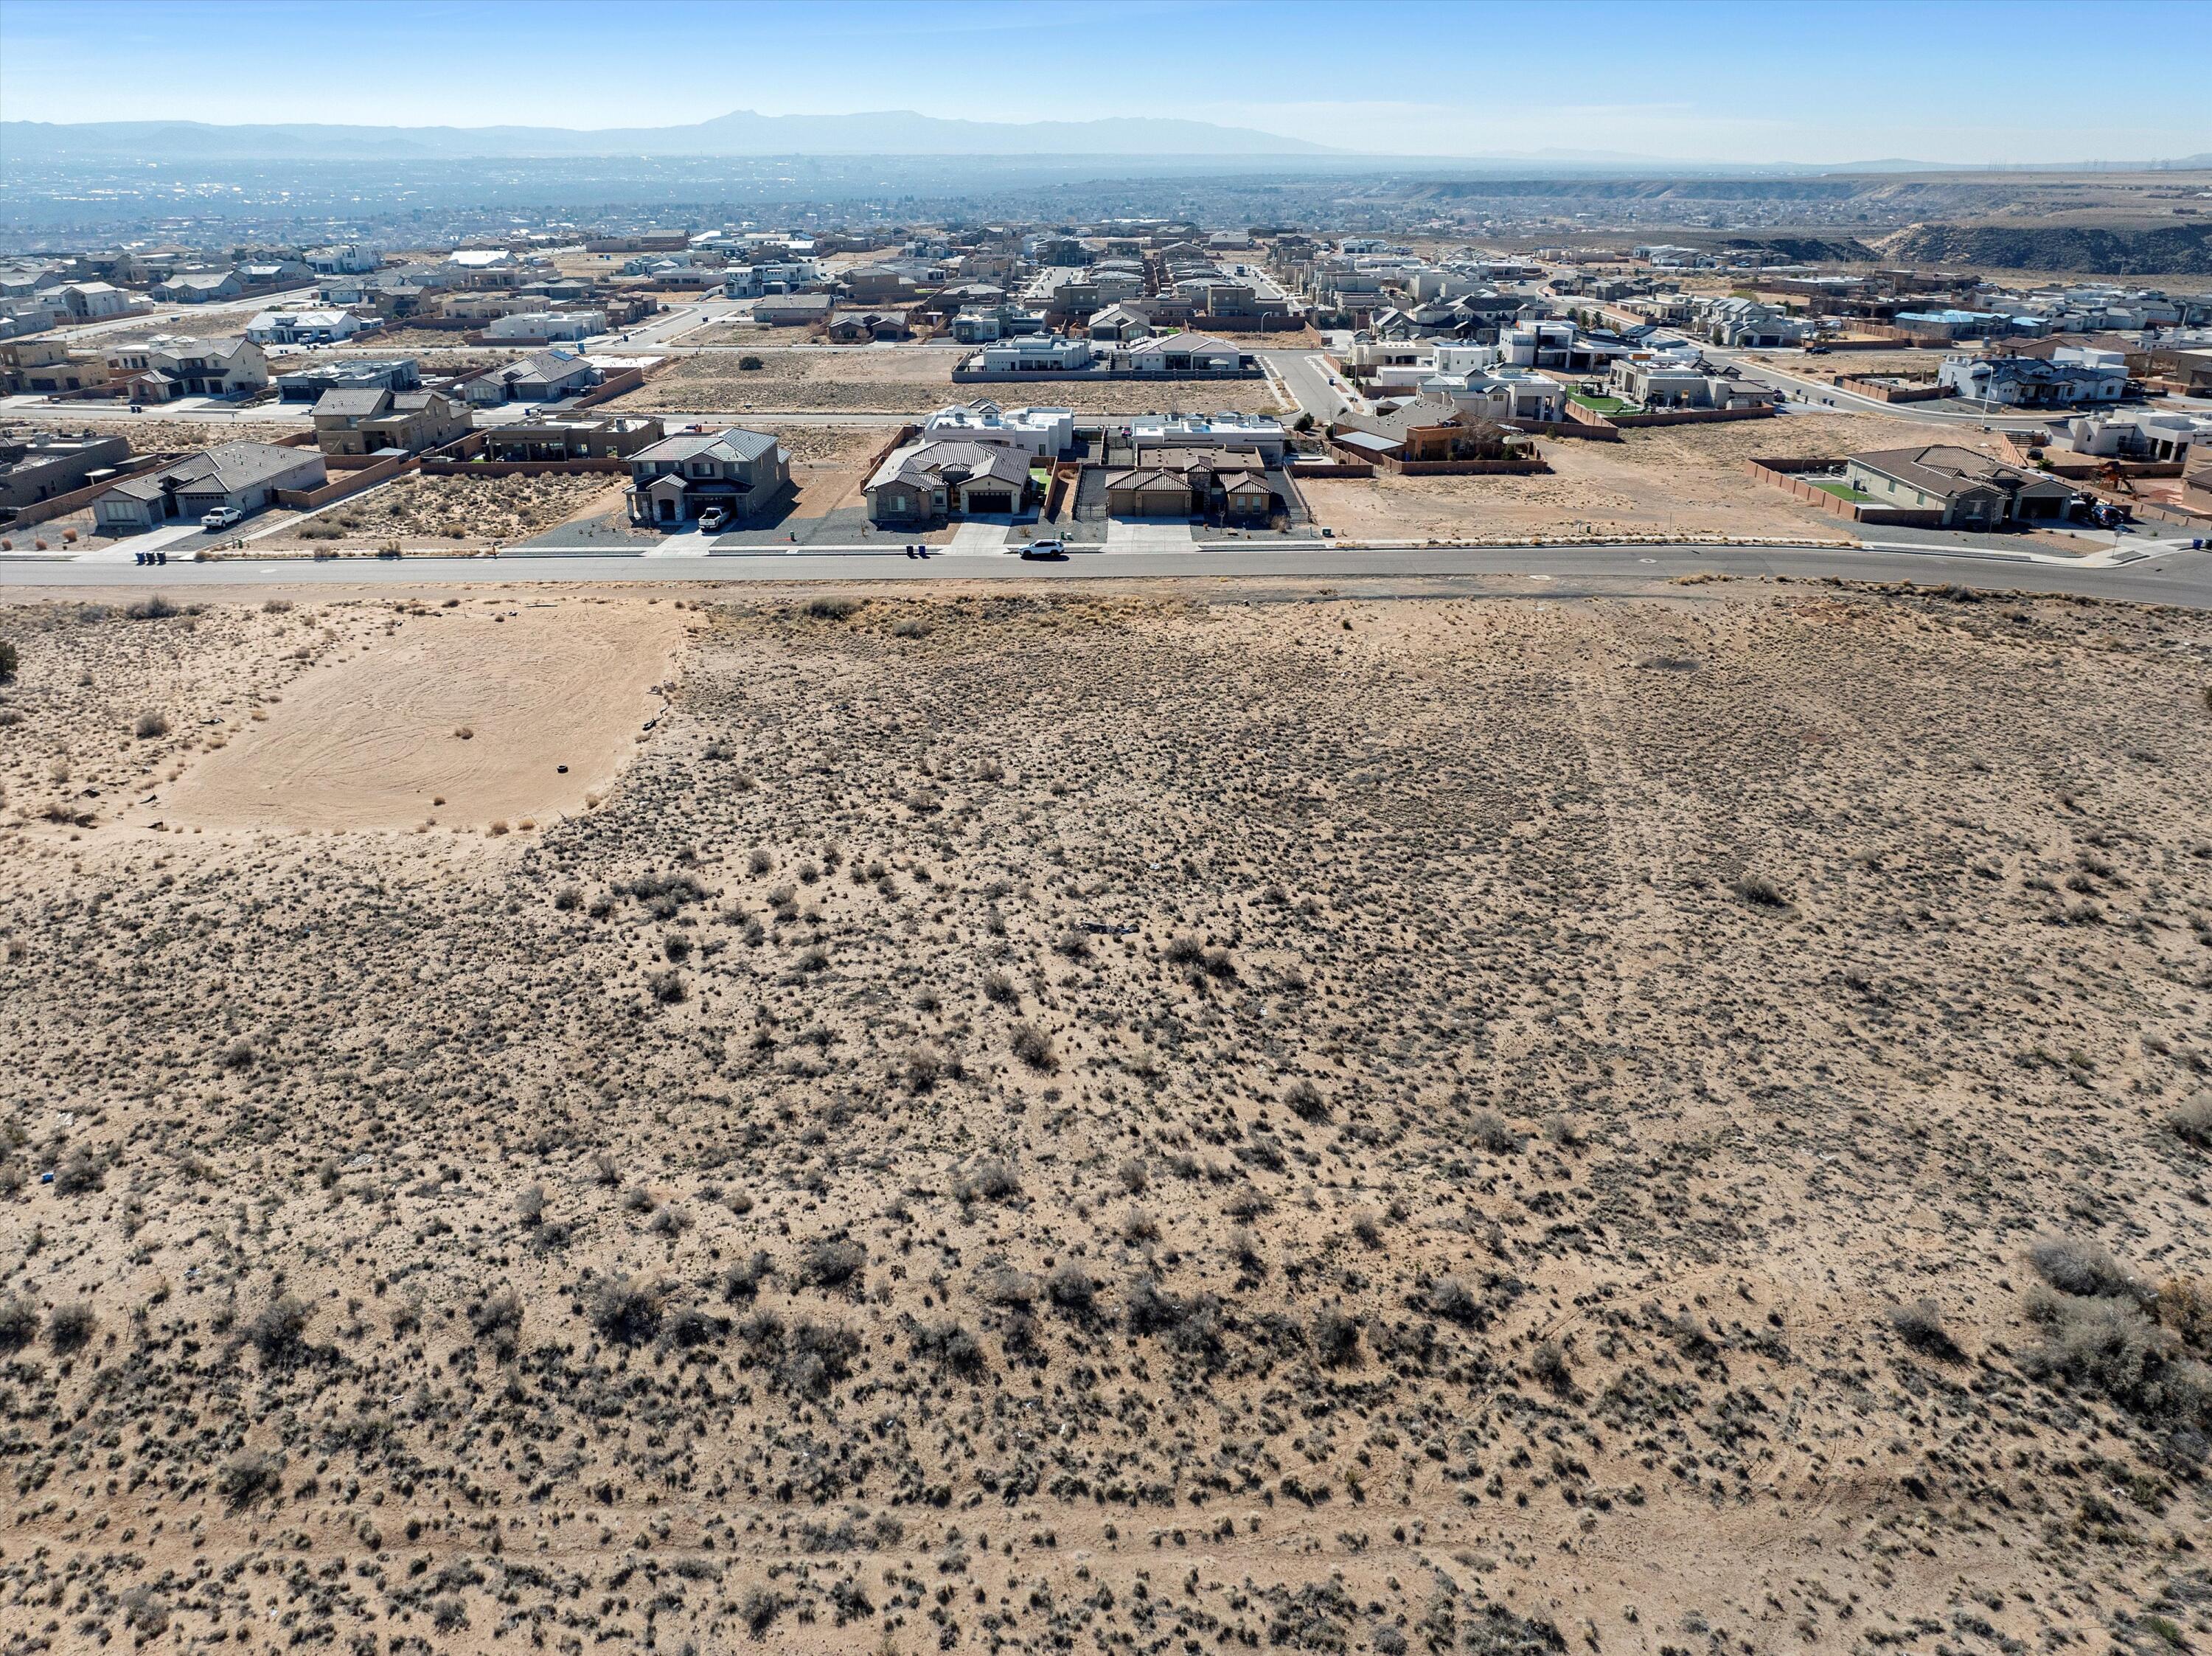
[965,492,1012,514]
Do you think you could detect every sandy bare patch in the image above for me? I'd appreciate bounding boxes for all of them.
[161,597,684,831]
[1302,411,1968,541]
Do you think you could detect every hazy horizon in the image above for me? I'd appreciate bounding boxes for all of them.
[4,0,2208,167]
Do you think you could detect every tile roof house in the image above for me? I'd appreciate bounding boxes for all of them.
[143,335,271,398]
[865,441,1034,525]
[626,427,789,525]
[310,387,470,457]
[461,350,604,406]
[1843,445,2074,529]
[1099,448,1277,520]
[93,441,326,533]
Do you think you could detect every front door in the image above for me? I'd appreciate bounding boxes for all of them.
[657,498,677,523]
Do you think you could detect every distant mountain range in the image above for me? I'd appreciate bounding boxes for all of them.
[5,113,2204,173]
[1,109,1340,161]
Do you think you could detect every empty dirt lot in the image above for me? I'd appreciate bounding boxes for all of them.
[624,347,1287,417]
[1301,411,1988,543]
[1,579,2208,1654]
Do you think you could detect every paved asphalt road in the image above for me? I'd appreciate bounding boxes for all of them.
[9,542,2207,606]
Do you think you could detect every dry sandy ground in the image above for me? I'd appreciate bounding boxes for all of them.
[624,348,1287,417]
[255,473,629,549]
[159,597,682,832]
[1303,412,1972,543]
[622,347,960,414]
[1,580,2209,1655]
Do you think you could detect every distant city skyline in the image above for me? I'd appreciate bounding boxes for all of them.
[4,0,2208,167]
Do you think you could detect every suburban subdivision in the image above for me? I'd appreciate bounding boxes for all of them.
[4,16,2211,1656]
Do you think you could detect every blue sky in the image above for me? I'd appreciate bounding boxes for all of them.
[3,0,2205,164]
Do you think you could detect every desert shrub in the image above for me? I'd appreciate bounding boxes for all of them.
[911,1319,986,1375]
[2029,1236,2146,1303]
[1117,1156,1148,1195]
[590,1275,663,1345]
[589,1151,620,1187]
[124,594,178,622]
[720,1250,773,1301]
[1350,1209,1384,1247]
[1164,934,1206,966]
[648,1203,691,1236]
[1284,1079,1329,1122]
[980,1266,1037,1308]
[982,970,1017,1006]
[629,870,708,916]
[2154,1277,2212,1350]
[798,1236,865,1290]
[2024,1293,2212,1423]
[1056,928,1091,959]
[468,1288,524,1355]
[132,709,168,739]
[218,1037,255,1071]
[1202,946,1237,980]
[739,1587,785,1639]
[0,1297,37,1351]
[620,1183,655,1214]
[431,1598,468,1633]
[1530,1337,1573,1391]
[807,596,861,621]
[1430,1276,1480,1325]
[52,1147,105,1194]
[1311,1307,1360,1367]
[1046,1264,1097,1313]
[0,639,15,682]
[2171,1090,2212,1149]
[956,1158,1019,1203]
[1888,1298,1962,1360]
[903,1045,944,1094]
[737,355,765,371]
[46,1301,96,1354]
[1010,1022,1058,1072]
[889,616,931,639]
[1730,872,1790,908]
[645,967,686,1003]
[1470,1109,1521,1155]
[218,1449,283,1507]
[246,1294,312,1363]
[552,883,582,911]
[748,847,773,875]
[661,1306,729,1349]
[1121,1206,1161,1244]
[776,1318,859,1397]
[1125,1278,1222,1358]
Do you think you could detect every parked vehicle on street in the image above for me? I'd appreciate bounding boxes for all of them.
[1018,537,1065,560]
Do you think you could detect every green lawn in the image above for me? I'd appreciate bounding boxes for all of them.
[1810,481,1877,503]
[1569,393,1634,414]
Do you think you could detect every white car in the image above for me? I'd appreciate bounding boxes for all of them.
[1017,538,1065,560]
[201,506,243,531]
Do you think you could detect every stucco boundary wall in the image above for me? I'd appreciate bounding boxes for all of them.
[949,367,1265,385]
[0,453,177,529]
[1837,375,1944,403]
[1602,404,1778,430]
[274,452,414,512]
[1743,456,1944,527]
